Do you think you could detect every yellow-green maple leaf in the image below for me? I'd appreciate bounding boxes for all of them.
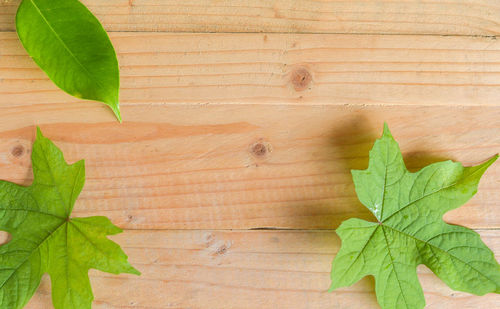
[330,124,499,309]
[0,128,139,308]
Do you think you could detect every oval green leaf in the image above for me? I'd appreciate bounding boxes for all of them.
[16,0,121,121]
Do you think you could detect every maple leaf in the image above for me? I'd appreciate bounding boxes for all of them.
[0,128,139,309]
[329,124,499,309]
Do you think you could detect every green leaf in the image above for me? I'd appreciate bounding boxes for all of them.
[0,128,139,309]
[330,124,500,309]
[16,0,121,121]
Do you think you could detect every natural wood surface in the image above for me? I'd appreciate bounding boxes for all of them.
[0,1,499,308]
[1,0,499,35]
[1,32,500,108]
[24,229,500,308]
[0,104,497,230]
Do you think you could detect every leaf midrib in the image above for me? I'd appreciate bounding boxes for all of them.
[26,0,109,102]
[382,161,490,223]
[382,223,496,287]
[378,142,389,221]
[0,183,65,220]
[0,219,66,291]
[0,208,65,220]
[334,225,379,284]
[381,225,411,308]
[37,139,73,217]
[68,162,84,215]
[375,161,497,293]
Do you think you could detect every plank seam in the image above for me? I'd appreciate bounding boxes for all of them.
[0,30,497,38]
[113,228,500,232]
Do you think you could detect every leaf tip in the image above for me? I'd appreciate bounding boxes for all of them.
[327,284,335,293]
[35,126,47,142]
[36,126,43,137]
[484,154,498,168]
[129,267,141,276]
[382,122,392,138]
[110,103,122,123]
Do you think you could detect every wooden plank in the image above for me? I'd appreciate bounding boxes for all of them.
[1,32,500,108]
[1,0,499,35]
[0,104,498,230]
[24,229,500,308]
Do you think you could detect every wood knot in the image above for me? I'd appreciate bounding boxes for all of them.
[204,232,216,248]
[290,67,312,91]
[214,243,229,256]
[251,143,267,157]
[212,241,233,257]
[11,145,24,158]
[250,140,272,160]
[249,141,272,167]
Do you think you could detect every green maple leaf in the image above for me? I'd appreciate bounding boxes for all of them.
[0,128,139,309]
[329,124,500,309]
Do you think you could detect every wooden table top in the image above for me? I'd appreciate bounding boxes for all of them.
[0,0,498,308]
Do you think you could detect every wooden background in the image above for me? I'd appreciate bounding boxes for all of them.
[0,0,499,308]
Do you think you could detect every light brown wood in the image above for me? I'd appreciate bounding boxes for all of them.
[1,1,499,308]
[0,104,497,230]
[1,0,499,35]
[24,229,500,308]
[1,32,500,108]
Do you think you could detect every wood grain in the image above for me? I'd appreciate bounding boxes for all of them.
[24,229,500,308]
[1,32,500,108]
[1,1,499,308]
[1,0,499,35]
[0,104,497,230]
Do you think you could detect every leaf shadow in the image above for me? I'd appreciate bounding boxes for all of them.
[281,115,456,300]
[310,116,452,229]
[403,150,450,173]
[284,114,379,230]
